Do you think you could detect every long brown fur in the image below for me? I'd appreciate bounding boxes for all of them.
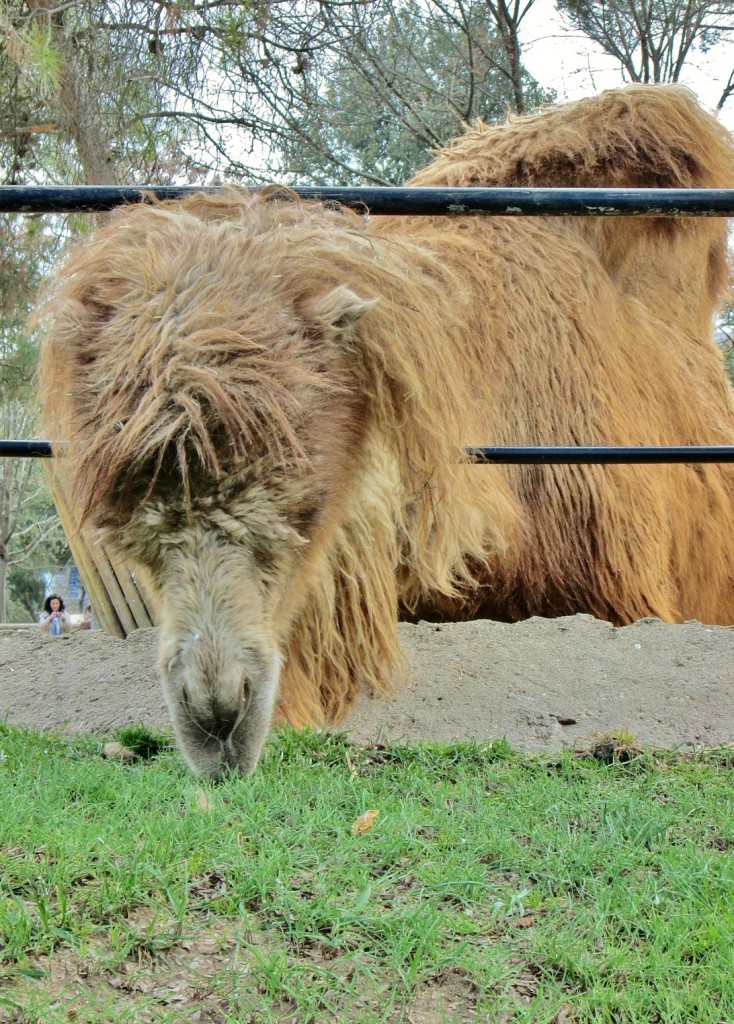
[38,85,734,750]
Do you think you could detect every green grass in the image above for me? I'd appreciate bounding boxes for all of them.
[0,724,733,1023]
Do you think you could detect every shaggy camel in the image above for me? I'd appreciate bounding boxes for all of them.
[38,85,734,777]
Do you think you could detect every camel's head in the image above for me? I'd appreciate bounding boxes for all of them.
[113,272,374,778]
[37,189,378,777]
[149,511,298,779]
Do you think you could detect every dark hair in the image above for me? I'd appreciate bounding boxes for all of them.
[43,594,65,614]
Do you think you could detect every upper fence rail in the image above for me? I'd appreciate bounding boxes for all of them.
[2,184,734,216]
[4,184,734,465]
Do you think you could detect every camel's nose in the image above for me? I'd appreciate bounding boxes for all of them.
[211,700,241,740]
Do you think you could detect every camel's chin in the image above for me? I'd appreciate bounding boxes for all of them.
[159,634,281,779]
[174,727,264,780]
[168,697,273,780]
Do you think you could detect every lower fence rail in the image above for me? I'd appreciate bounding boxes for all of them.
[3,441,734,463]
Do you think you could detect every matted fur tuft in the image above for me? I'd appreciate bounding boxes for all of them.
[37,193,345,522]
[37,85,734,746]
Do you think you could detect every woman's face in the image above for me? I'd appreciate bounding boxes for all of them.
[50,598,61,612]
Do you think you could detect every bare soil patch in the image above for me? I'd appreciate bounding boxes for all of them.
[2,614,732,752]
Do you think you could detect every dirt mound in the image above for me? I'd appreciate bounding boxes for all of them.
[2,615,732,752]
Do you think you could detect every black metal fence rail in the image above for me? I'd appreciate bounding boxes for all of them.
[4,441,734,465]
[3,185,734,465]
[1,441,53,458]
[2,185,734,217]
[466,446,734,464]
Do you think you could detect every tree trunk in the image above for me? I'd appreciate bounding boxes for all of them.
[25,0,122,186]
[0,543,7,622]
[0,459,10,621]
[58,47,123,185]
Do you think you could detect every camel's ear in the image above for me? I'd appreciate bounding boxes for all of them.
[303,286,377,338]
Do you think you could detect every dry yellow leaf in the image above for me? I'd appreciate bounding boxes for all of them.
[352,809,380,836]
[196,788,214,813]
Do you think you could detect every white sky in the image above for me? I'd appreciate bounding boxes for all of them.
[519,0,734,131]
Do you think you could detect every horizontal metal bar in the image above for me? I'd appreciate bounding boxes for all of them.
[466,446,734,464]
[1,185,734,216]
[5,440,734,463]
[1,440,53,457]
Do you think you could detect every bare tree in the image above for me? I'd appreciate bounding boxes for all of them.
[476,0,539,112]
[236,0,549,183]
[717,66,734,109]
[557,0,734,105]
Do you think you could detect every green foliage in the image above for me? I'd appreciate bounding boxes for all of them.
[0,433,72,617]
[6,562,45,622]
[0,216,59,401]
[0,212,69,622]
[11,18,65,100]
[4,470,71,622]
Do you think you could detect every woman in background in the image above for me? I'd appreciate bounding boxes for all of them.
[39,594,72,636]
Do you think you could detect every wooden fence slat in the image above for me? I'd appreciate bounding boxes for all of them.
[41,462,156,637]
[105,546,157,630]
